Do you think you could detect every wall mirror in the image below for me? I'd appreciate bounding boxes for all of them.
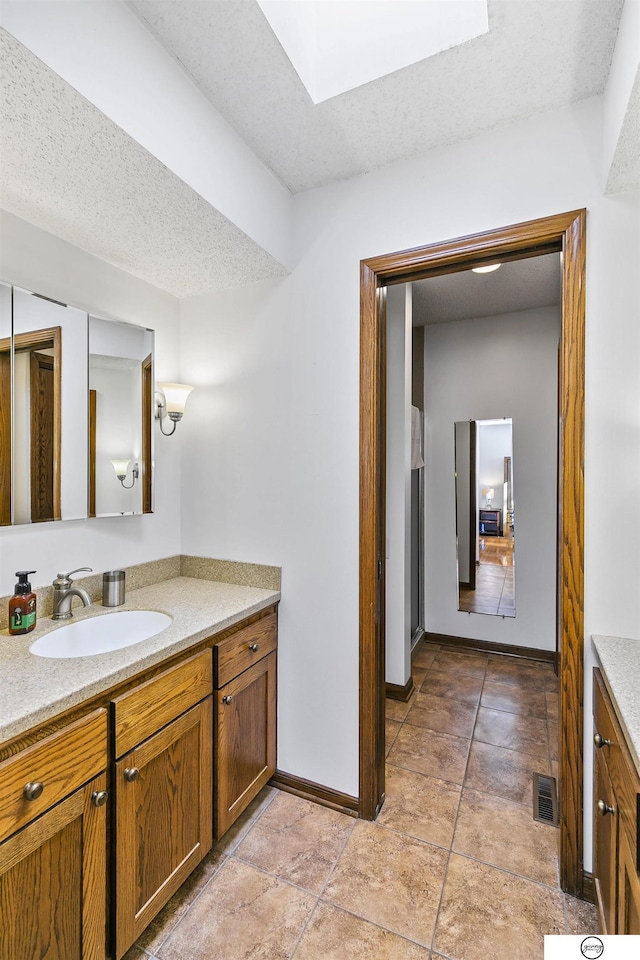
[89,315,153,517]
[455,418,515,617]
[0,281,154,525]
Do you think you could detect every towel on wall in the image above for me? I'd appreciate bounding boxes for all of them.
[411,405,424,469]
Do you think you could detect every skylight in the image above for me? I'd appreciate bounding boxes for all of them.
[256,0,489,104]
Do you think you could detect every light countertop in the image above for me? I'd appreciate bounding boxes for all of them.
[0,576,279,745]
[592,634,640,777]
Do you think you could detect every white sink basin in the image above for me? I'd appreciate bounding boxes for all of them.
[29,610,172,659]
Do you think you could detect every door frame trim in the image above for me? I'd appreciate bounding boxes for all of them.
[359,209,586,896]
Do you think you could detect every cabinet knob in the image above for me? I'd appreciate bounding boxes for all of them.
[248,643,259,652]
[594,733,610,749]
[597,799,614,817]
[124,767,140,782]
[92,790,108,808]
[222,695,234,705]
[23,781,44,801]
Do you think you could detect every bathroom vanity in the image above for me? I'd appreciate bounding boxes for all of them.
[0,575,279,960]
[592,636,640,935]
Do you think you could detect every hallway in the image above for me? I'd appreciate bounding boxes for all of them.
[124,642,598,960]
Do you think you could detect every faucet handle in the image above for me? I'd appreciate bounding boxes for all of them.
[54,567,93,586]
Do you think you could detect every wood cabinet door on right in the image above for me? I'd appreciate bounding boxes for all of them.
[0,772,107,960]
[594,746,618,933]
[618,826,640,935]
[114,697,212,960]
[215,651,276,839]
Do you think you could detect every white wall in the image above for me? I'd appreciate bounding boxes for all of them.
[179,97,640,839]
[424,310,559,648]
[385,284,412,688]
[0,212,182,596]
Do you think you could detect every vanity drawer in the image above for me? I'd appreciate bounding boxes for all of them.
[0,707,107,842]
[112,649,212,757]
[214,611,277,687]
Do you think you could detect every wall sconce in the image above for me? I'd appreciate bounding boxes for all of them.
[110,459,139,489]
[155,382,194,436]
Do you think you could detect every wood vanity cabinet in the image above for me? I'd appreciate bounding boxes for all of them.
[0,709,108,960]
[111,650,213,960]
[213,611,277,839]
[593,668,640,934]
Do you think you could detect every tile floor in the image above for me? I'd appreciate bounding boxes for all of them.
[124,641,598,960]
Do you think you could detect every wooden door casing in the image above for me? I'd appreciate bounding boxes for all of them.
[114,697,212,959]
[0,772,107,960]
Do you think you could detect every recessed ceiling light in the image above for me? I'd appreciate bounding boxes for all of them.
[472,263,502,274]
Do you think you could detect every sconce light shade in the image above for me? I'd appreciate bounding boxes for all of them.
[110,459,131,480]
[486,487,495,505]
[156,382,194,436]
[110,459,139,488]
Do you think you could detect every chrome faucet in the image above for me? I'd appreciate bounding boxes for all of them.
[52,567,93,620]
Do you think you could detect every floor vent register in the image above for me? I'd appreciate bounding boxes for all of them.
[533,773,559,826]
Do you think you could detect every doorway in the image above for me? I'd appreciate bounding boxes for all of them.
[359,210,586,897]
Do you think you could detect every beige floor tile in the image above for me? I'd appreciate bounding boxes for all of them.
[386,718,402,755]
[377,765,461,848]
[430,649,488,678]
[546,690,559,721]
[405,691,477,739]
[465,740,550,805]
[412,644,439,671]
[214,785,279,855]
[323,820,448,946]
[485,655,548,689]
[433,854,565,960]
[473,707,550,759]
[387,723,470,785]
[157,859,316,960]
[386,697,414,721]
[293,902,431,960]
[412,667,428,689]
[481,679,547,718]
[453,788,559,886]
[420,668,483,704]
[122,946,149,960]
[234,792,354,894]
[136,847,226,953]
[548,720,559,761]
[564,893,601,934]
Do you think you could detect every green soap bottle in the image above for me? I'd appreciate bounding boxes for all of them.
[9,570,37,635]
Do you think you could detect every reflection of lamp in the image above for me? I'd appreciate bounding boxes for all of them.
[155,382,194,436]
[110,459,139,489]
[486,487,495,507]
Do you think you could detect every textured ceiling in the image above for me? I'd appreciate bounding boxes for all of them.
[127,0,624,193]
[412,253,561,326]
[0,29,288,298]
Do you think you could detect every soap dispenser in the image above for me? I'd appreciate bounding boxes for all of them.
[9,570,37,635]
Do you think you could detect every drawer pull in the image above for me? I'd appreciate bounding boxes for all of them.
[222,695,234,705]
[597,799,614,817]
[594,733,610,749]
[248,643,259,652]
[92,790,108,808]
[23,781,44,802]
[124,767,140,782]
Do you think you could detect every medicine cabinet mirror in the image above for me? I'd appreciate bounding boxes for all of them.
[0,281,154,525]
[455,418,515,617]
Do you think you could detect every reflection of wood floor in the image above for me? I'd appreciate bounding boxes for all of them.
[459,535,515,617]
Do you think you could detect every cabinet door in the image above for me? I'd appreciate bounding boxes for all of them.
[618,826,640,934]
[114,697,212,959]
[593,748,617,934]
[0,772,107,960]
[215,650,277,839]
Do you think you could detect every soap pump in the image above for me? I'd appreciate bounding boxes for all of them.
[9,571,37,636]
